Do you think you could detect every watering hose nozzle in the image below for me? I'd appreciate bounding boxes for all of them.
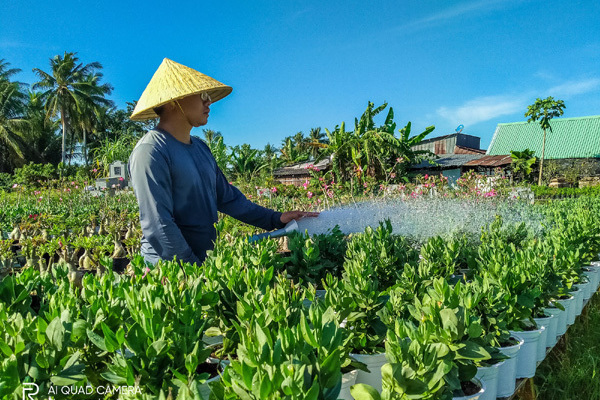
[248,220,299,243]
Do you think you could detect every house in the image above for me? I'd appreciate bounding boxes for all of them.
[411,133,486,155]
[409,132,486,183]
[487,115,600,184]
[410,154,486,183]
[273,157,332,186]
[487,115,600,159]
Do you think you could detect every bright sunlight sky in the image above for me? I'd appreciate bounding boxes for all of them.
[1,0,599,150]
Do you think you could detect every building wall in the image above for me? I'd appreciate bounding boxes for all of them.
[412,134,481,155]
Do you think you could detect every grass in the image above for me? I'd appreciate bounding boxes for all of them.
[517,292,600,399]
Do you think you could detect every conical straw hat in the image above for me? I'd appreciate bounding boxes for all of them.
[130,58,232,120]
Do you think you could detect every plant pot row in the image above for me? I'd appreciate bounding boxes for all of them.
[340,265,600,400]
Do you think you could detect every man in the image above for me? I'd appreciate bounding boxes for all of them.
[129,58,317,265]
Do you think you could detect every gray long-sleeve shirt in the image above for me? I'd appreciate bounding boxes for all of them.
[129,128,284,265]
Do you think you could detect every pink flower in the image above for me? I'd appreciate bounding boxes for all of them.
[424,174,429,179]
[307,191,313,199]
[92,168,98,173]
[12,183,18,188]
[271,187,277,193]
[363,182,368,188]
[141,267,151,279]
[390,173,396,179]
[71,181,76,185]
[119,177,124,181]
[327,190,334,198]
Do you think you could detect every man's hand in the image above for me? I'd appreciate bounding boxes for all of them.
[280,210,320,224]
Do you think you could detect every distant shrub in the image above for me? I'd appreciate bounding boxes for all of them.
[13,163,58,186]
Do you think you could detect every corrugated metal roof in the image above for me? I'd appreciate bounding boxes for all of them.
[464,155,512,167]
[454,145,486,154]
[273,157,332,177]
[410,154,484,169]
[487,115,600,159]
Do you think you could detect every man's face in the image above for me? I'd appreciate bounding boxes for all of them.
[178,94,211,127]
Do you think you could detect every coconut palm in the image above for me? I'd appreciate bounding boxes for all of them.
[22,91,61,165]
[307,127,328,160]
[0,60,29,172]
[32,52,112,165]
[73,72,113,165]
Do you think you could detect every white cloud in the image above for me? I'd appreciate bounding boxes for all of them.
[393,0,517,32]
[436,94,529,126]
[435,77,600,127]
[547,78,600,98]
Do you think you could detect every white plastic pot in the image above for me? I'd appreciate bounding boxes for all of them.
[568,288,583,323]
[583,267,600,293]
[496,336,524,398]
[576,279,592,301]
[533,314,553,360]
[554,296,574,333]
[351,352,387,392]
[543,308,560,347]
[474,361,503,400]
[510,328,543,379]
[338,369,359,400]
[452,379,485,400]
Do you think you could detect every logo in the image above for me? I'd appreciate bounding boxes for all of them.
[22,383,39,400]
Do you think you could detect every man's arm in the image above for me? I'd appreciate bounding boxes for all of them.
[215,167,286,231]
[129,144,201,264]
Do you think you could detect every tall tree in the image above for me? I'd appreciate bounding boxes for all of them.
[73,72,113,165]
[22,91,61,165]
[0,60,29,172]
[32,52,112,165]
[202,129,229,172]
[525,96,566,185]
[307,127,327,160]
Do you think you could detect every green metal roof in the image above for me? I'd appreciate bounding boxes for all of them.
[487,115,600,159]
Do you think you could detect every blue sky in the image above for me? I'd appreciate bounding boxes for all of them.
[1,0,599,151]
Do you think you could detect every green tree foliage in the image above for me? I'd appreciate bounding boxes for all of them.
[510,148,537,182]
[0,60,29,172]
[202,129,229,172]
[524,96,566,185]
[324,101,434,184]
[229,143,266,182]
[33,52,113,165]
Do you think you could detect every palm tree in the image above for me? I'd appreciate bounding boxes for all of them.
[0,60,29,172]
[202,129,229,171]
[307,127,327,160]
[229,143,266,181]
[75,72,113,165]
[32,52,112,165]
[262,143,281,174]
[22,91,61,165]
